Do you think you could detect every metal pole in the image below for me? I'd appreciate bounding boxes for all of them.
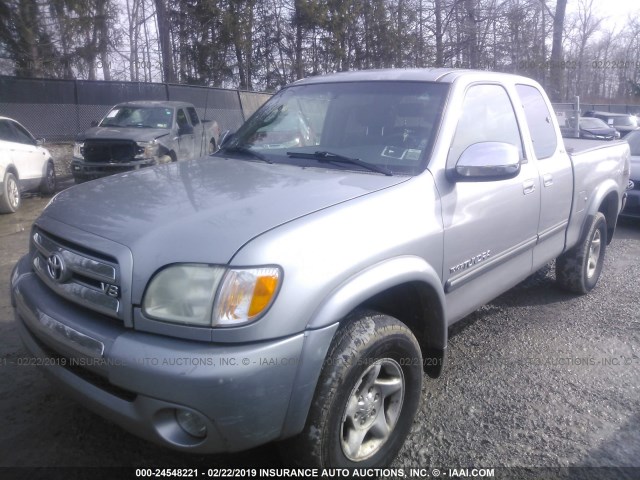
[574,96,580,138]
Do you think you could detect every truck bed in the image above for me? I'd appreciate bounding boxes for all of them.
[564,138,626,155]
[563,138,630,249]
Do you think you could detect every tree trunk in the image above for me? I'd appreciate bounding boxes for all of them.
[155,0,175,83]
[549,0,567,101]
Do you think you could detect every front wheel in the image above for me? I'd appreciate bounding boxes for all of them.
[556,212,607,294]
[0,171,21,213]
[40,161,56,195]
[285,311,423,467]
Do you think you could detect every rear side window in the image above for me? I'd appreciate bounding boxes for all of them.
[448,84,523,164]
[187,107,200,125]
[177,109,190,128]
[516,84,557,159]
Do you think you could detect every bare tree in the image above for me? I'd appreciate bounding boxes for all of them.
[154,0,175,82]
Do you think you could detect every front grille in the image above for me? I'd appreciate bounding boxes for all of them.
[31,229,123,321]
[83,139,137,163]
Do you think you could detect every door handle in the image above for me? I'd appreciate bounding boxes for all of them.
[543,174,553,187]
[523,179,536,195]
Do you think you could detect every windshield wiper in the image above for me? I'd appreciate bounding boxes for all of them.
[286,150,393,176]
[220,146,273,164]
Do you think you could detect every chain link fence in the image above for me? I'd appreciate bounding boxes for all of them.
[0,76,272,142]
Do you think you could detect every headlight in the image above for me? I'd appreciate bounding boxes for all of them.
[581,132,596,139]
[73,142,84,159]
[143,265,225,326]
[142,264,281,327]
[136,141,160,159]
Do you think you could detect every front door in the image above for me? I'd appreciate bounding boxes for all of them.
[439,83,541,323]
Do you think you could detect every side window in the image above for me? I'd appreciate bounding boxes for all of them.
[516,84,557,159]
[0,120,16,141]
[448,84,523,165]
[176,109,190,129]
[9,121,35,145]
[186,107,200,126]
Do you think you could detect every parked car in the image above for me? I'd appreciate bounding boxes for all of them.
[12,69,630,467]
[72,101,220,182]
[561,117,619,140]
[0,116,56,213]
[583,110,639,138]
[623,130,640,217]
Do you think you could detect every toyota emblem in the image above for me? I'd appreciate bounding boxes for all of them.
[46,253,67,282]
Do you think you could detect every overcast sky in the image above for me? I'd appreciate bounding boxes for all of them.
[571,0,640,33]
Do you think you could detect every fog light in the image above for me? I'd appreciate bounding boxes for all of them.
[175,409,207,439]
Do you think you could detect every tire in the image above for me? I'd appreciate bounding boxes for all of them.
[556,212,607,294]
[40,161,57,195]
[0,171,21,214]
[157,154,173,164]
[284,311,423,468]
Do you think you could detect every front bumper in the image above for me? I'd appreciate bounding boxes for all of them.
[11,255,335,453]
[71,157,156,180]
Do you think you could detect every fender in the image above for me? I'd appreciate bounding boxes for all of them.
[579,180,620,246]
[280,255,447,439]
[307,255,447,352]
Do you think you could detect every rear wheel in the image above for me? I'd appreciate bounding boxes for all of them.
[0,172,21,213]
[284,311,423,467]
[556,212,607,294]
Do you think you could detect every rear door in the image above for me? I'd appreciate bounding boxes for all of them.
[186,107,205,156]
[516,84,573,268]
[440,83,541,323]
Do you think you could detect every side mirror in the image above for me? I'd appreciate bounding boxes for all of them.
[36,138,45,146]
[90,120,99,127]
[454,142,520,181]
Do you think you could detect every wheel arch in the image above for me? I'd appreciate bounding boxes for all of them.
[4,164,19,180]
[596,190,619,245]
[307,255,447,375]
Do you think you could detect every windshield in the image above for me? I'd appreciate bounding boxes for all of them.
[627,131,640,156]
[580,118,609,129]
[220,81,449,175]
[100,106,174,128]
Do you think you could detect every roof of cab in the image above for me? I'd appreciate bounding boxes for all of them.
[292,68,532,85]
[113,100,193,108]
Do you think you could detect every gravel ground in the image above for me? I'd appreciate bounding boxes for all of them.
[0,188,638,479]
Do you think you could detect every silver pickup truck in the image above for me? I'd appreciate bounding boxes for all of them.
[71,100,219,182]
[11,69,630,468]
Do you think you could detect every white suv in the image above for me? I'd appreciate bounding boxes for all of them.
[0,116,56,213]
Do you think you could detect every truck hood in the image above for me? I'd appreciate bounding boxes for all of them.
[77,127,170,143]
[42,157,409,266]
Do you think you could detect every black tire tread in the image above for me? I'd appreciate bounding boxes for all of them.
[0,171,20,214]
[556,212,607,294]
[284,310,422,468]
